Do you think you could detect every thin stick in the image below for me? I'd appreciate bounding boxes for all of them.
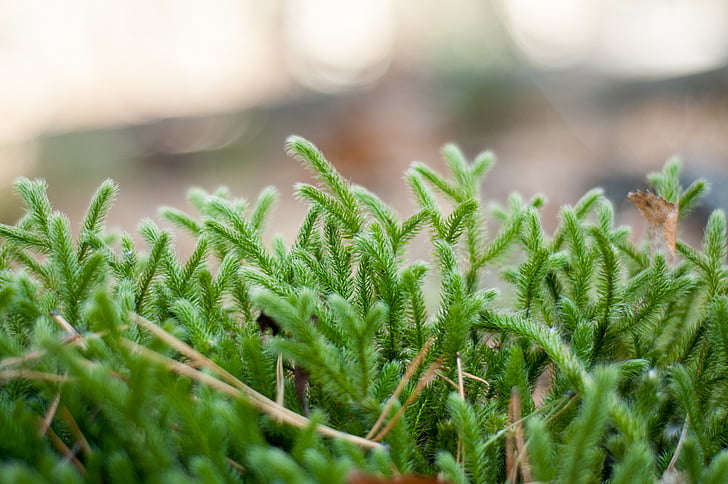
[44,423,87,476]
[0,370,73,382]
[38,393,62,437]
[436,371,459,390]
[667,418,689,471]
[506,387,521,483]
[366,337,434,439]
[455,352,465,465]
[461,370,490,387]
[456,352,465,399]
[60,405,92,457]
[132,314,246,392]
[511,387,533,482]
[226,457,246,474]
[373,358,443,442]
[50,312,87,351]
[276,355,285,407]
[120,338,382,450]
[0,328,122,370]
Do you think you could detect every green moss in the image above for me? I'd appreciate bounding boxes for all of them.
[0,137,726,483]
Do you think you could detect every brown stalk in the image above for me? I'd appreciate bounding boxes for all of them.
[435,371,459,390]
[50,312,88,351]
[120,337,382,450]
[461,371,489,387]
[511,388,533,482]
[0,327,123,370]
[38,392,62,437]
[455,352,465,465]
[506,388,518,483]
[226,457,246,474]
[0,369,73,382]
[276,354,285,407]
[667,419,689,471]
[366,337,434,439]
[44,423,87,476]
[455,353,465,399]
[372,358,443,442]
[59,405,92,457]
[131,314,246,391]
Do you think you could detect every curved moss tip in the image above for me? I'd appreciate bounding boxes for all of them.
[285,135,316,159]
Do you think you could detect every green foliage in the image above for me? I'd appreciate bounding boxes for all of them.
[1,141,726,483]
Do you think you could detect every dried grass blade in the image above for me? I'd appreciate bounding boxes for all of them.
[512,387,533,482]
[373,357,443,442]
[60,405,92,457]
[435,371,458,390]
[44,423,87,476]
[0,370,73,382]
[132,313,245,390]
[120,338,382,450]
[0,328,113,370]
[506,388,518,483]
[366,337,434,439]
[38,392,62,437]
[50,312,87,351]
[456,352,465,399]
[276,354,285,407]
[461,370,490,387]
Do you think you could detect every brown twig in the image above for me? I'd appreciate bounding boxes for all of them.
[276,354,285,407]
[461,371,490,387]
[44,423,87,476]
[511,388,533,482]
[367,337,434,440]
[50,312,88,351]
[0,369,73,382]
[667,418,689,471]
[435,371,459,390]
[226,457,246,474]
[59,405,92,457]
[506,388,518,483]
[455,353,465,399]
[120,325,383,450]
[373,358,443,442]
[38,392,62,437]
[455,352,465,465]
[0,328,123,370]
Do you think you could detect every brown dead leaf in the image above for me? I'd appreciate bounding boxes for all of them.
[627,191,679,258]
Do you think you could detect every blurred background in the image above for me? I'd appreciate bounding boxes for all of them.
[1,0,727,248]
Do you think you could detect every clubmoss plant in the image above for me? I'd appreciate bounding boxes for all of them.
[1,136,727,483]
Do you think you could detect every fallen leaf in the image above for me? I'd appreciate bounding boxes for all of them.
[628,191,679,258]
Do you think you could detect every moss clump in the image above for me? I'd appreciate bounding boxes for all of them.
[0,137,726,483]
